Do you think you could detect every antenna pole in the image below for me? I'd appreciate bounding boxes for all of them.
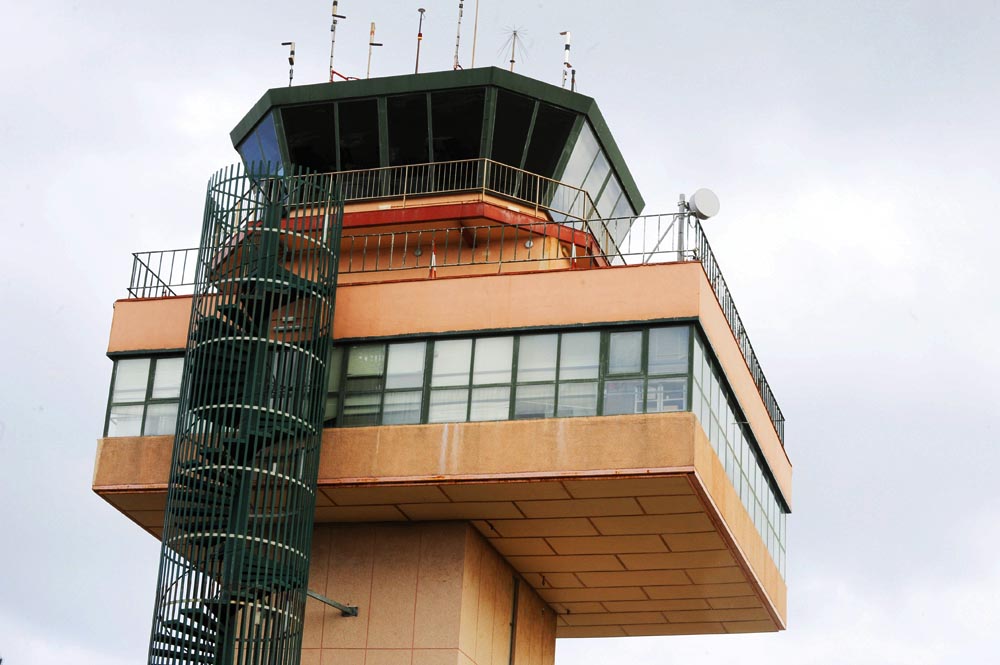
[281,41,295,87]
[471,0,480,67]
[453,1,464,70]
[367,22,383,79]
[330,1,347,82]
[677,194,688,259]
[559,31,572,88]
[571,68,576,91]
[512,31,518,72]
[415,8,426,73]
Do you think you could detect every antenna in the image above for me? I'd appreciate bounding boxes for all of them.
[281,41,295,87]
[453,1,464,70]
[571,68,576,92]
[367,22,383,79]
[559,30,572,77]
[501,28,526,72]
[329,1,347,82]
[471,0,480,67]
[415,8,426,73]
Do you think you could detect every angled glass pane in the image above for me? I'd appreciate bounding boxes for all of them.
[257,113,283,173]
[386,341,426,389]
[429,388,469,422]
[387,93,430,166]
[107,404,143,437]
[559,332,599,380]
[282,102,337,171]
[608,331,642,375]
[432,88,485,162]
[517,334,557,383]
[432,339,472,386]
[151,357,184,399]
[144,402,178,436]
[556,381,598,417]
[338,98,380,171]
[473,337,513,385]
[648,327,689,375]
[514,384,555,420]
[558,122,599,189]
[112,359,150,402]
[602,378,643,416]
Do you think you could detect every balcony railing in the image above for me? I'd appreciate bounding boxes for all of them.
[125,208,784,444]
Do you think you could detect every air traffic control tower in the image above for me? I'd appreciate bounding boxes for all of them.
[94,67,791,665]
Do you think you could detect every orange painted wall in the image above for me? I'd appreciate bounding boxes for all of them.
[104,262,790,505]
[301,522,554,665]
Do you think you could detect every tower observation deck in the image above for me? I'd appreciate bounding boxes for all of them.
[95,67,791,665]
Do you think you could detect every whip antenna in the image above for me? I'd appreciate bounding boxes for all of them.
[453,1,465,69]
[471,0,480,67]
[329,1,347,82]
[281,41,295,86]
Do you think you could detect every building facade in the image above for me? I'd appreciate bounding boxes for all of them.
[94,68,791,665]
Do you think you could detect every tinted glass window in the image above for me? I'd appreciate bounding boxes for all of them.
[432,88,485,161]
[283,103,337,171]
[387,94,429,165]
[338,99,380,170]
[491,90,535,167]
[558,123,599,188]
[257,113,282,171]
[523,103,575,179]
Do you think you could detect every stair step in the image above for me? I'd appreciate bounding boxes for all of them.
[161,617,217,644]
[179,606,220,632]
[149,645,215,665]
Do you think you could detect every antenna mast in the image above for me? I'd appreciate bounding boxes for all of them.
[509,30,519,72]
[453,1,465,70]
[281,41,295,86]
[367,22,383,79]
[329,1,347,82]
[559,31,572,88]
[415,8,426,73]
[471,0,480,67]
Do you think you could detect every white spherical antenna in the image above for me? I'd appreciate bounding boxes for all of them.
[689,188,720,220]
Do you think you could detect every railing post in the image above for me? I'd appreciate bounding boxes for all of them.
[677,194,687,260]
[402,164,409,208]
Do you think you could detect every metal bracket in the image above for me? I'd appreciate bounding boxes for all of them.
[307,589,359,617]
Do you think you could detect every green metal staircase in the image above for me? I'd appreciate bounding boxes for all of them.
[147,165,343,665]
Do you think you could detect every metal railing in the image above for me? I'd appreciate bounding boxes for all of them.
[124,160,783,443]
[333,157,599,223]
[124,212,784,444]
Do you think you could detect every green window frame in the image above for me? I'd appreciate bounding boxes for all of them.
[104,355,184,437]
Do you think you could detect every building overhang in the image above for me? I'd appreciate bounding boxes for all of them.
[94,411,785,636]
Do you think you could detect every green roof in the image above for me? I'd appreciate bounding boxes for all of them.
[231,67,644,214]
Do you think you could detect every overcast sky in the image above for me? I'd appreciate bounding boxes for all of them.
[1,1,999,663]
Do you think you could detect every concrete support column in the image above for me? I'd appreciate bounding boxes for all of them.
[302,522,556,665]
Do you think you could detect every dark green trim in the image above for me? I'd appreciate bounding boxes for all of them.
[333,103,342,171]
[553,115,585,182]
[377,97,389,168]
[230,67,645,213]
[519,101,540,170]
[331,316,699,346]
[425,93,435,162]
[480,85,498,158]
[272,109,292,168]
